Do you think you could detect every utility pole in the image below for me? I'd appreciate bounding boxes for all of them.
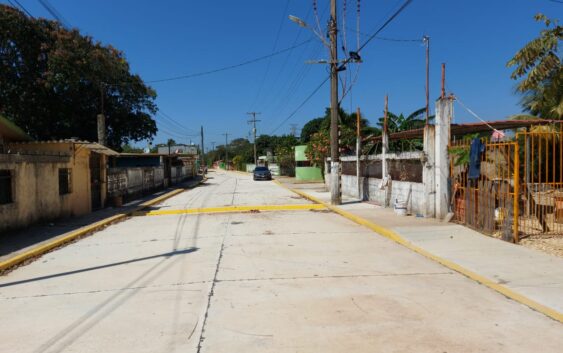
[97,83,106,146]
[200,126,205,175]
[247,112,261,166]
[356,107,361,200]
[423,35,430,125]
[289,124,298,137]
[222,133,230,170]
[329,0,341,205]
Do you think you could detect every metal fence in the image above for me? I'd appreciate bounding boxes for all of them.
[450,129,563,242]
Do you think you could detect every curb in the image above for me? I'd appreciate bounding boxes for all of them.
[0,177,206,273]
[273,180,563,324]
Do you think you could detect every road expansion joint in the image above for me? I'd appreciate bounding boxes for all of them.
[1,280,210,300]
[214,271,454,284]
[196,216,231,353]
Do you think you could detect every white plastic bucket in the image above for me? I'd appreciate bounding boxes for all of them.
[394,199,407,216]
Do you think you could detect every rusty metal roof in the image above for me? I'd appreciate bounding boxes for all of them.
[7,140,119,156]
[364,120,559,142]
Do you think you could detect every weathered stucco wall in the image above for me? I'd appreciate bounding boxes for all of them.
[0,154,73,233]
[0,142,109,233]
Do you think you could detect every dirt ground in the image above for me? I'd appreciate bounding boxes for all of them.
[520,235,563,258]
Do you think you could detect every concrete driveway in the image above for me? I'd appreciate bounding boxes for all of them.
[0,170,561,353]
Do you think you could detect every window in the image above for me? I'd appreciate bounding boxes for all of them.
[0,170,13,205]
[59,168,72,195]
[296,161,311,167]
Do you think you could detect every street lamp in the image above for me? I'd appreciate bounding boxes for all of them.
[288,15,330,48]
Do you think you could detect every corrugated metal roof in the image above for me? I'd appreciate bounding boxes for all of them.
[8,140,119,156]
[364,120,559,142]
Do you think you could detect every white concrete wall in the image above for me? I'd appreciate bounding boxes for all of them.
[338,174,425,215]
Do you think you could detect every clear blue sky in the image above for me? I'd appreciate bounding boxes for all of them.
[4,0,562,149]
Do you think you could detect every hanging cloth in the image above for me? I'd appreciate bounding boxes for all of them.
[468,138,485,179]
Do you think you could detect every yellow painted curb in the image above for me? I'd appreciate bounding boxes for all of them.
[0,178,206,273]
[273,180,563,324]
[134,203,326,217]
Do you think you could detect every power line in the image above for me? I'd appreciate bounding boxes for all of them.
[339,0,416,102]
[347,27,421,42]
[157,110,199,134]
[145,39,313,84]
[39,0,71,28]
[270,75,330,134]
[248,0,290,111]
[356,0,415,53]
[11,0,33,17]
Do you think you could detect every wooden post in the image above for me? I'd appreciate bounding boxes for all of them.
[356,107,361,200]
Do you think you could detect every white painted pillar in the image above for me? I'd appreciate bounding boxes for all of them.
[434,97,453,219]
[423,125,436,218]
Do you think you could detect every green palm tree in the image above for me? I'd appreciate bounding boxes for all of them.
[377,107,433,132]
[376,107,435,152]
[507,14,562,119]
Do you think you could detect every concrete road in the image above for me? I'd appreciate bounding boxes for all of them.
[0,170,561,353]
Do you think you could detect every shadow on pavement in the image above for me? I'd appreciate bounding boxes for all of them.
[0,177,203,261]
[0,247,198,288]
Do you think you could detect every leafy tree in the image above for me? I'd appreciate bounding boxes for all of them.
[300,118,325,143]
[375,107,435,152]
[306,130,330,175]
[507,14,562,119]
[121,144,144,153]
[377,107,429,132]
[0,5,158,149]
[232,155,244,171]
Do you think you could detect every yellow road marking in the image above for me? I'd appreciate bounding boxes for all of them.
[134,203,326,216]
[272,179,563,324]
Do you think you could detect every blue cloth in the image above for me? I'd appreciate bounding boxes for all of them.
[468,138,485,179]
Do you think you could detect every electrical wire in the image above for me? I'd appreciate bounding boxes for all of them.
[11,0,33,17]
[339,0,416,102]
[248,0,290,111]
[348,27,422,42]
[453,95,503,134]
[144,39,313,84]
[157,110,199,134]
[356,0,415,53]
[255,5,314,111]
[270,75,330,134]
[39,0,71,28]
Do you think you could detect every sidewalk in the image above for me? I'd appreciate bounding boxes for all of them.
[277,177,563,317]
[0,176,204,264]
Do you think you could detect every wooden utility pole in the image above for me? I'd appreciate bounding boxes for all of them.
[356,107,361,200]
[329,0,341,205]
[200,126,205,175]
[423,35,430,125]
[441,63,446,99]
[383,95,389,207]
[247,112,261,166]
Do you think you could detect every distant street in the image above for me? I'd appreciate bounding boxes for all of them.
[0,170,562,353]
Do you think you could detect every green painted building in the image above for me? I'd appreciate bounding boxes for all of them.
[294,145,323,181]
